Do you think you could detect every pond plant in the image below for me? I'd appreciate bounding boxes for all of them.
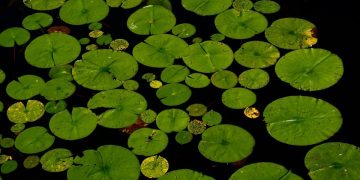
[0,0,358,179]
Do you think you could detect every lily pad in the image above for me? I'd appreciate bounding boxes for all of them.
[185,73,210,88]
[187,120,207,135]
[49,107,98,140]
[45,100,67,114]
[40,78,76,100]
[67,145,140,180]
[48,65,73,81]
[160,65,190,83]
[275,48,344,91]
[210,33,225,42]
[234,41,280,68]
[127,5,176,35]
[159,169,215,180]
[106,0,142,9]
[0,138,14,148]
[229,162,302,180]
[263,96,342,146]
[59,0,109,25]
[171,23,196,38]
[128,128,168,156]
[156,109,190,133]
[0,27,30,47]
[6,75,45,100]
[23,155,40,169]
[156,83,192,106]
[265,18,317,49]
[198,124,255,163]
[175,131,193,145]
[215,9,268,39]
[0,69,5,84]
[233,0,253,11]
[186,103,207,117]
[23,0,66,10]
[254,0,280,14]
[222,87,256,109]
[133,34,189,68]
[7,100,45,123]
[40,148,73,172]
[0,160,17,174]
[123,79,139,91]
[238,68,270,89]
[10,123,26,134]
[140,155,169,178]
[72,49,138,90]
[305,142,360,180]
[140,109,157,124]
[87,89,147,128]
[15,126,55,154]
[146,0,172,10]
[181,0,232,16]
[22,13,53,31]
[210,70,238,89]
[202,110,222,126]
[96,34,112,45]
[25,33,81,68]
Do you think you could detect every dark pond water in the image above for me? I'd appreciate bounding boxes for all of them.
[0,0,358,179]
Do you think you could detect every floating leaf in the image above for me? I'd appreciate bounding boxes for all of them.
[0,155,11,164]
[156,83,192,106]
[0,101,3,112]
[187,120,206,135]
[275,48,343,91]
[40,79,76,100]
[202,110,222,126]
[192,37,203,43]
[0,160,17,174]
[305,142,360,180]
[49,65,73,81]
[123,80,139,91]
[40,148,73,172]
[7,100,45,123]
[88,22,102,30]
[171,23,196,38]
[45,100,67,114]
[140,109,157,124]
[0,27,30,47]
[0,138,14,148]
[222,87,256,109]
[141,155,169,178]
[127,5,176,35]
[10,123,26,134]
[181,0,232,16]
[89,30,104,38]
[0,69,5,84]
[23,155,40,169]
[183,41,233,73]
[156,109,190,133]
[22,13,53,31]
[79,37,90,45]
[110,39,129,51]
[211,70,238,89]
[175,131,193,145]
[49,107,98,140]
[186,103,207,117]
[158,169,215,180]
[264,96,342,146]
[25,33,81,68]
[150,80,163,89]
[238,69,270,89]
[232,0,253,11]
[106,0,142,9]
[85,44,98,51]
[73,49,138,90]
[215,9,268,39]
[146,0,172,10]
[128,128,168,156]
[23,0,65,10]
[185,73,210,88]
[6,75,45,100]
[133,34,189,68]
[210,33,225,42]
[160,65,190,83]
[59,0,109,25]
[67,145,140,180]
[142,73,156,82]
[15,126,55,154]
[244,107,260,119]
[254,0,280,14]
[96,34,112,45]
[198,124,255,163]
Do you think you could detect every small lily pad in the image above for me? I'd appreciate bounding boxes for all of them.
[0,69,5,84]
[159,169,215,180]
[6,75,45,100]
[254,0,280,14]
[22,13,53,31]
[140,109,157,124]
[210,33,225,42]
[233,0,253,11]
[96,34,112,45]
[88,22,102,30]
[0,160,17,174]
[40,78,76,100]
[222,87,256,109]
[264,96,342,146]
[23,155,40,169]
[128,128,168,156]
[150,80,163,89]
[40,148,73,172]
[0,101,4,112]
[156,83,192,106]
[10,123,26,134]
[45,100,67,114]
[146,0,172,10]
[175,131,193,145]
[186,103,207,117]
[106,0,142,9]
[161,65,190,83]
[141,155,169,178]
[23,0,65,10]
[238,68,270,89]
[123,80,139,91]
[15,126,55,154]
[7,100,45,123]
[110,39,129,51]
[181,0,233,16]
[187,120,207,135]
[0,27,30,47]
[48,65,73,81]
[0,138,15,148]
[156,109,190,133]
[185,73,210,88]
[171,23,196,38]
[202,110,222,126]
[211,70,238,89]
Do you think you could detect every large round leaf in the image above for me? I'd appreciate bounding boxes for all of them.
[198,124,255,163]
[215,9,268,39]
[67,145,140,180]
[185,73,210,88]
[133,34,189,68]
[22,13,53,31]
[305,142,360,180]
[156,109,190,133]
[158,169,215,180]
[181,0,232,16]
[275,48,343,91]
[127,5,176,35]
[40,148,73,172]
[264,96,342,146]
[183,41,233,73]
[156,83,192,106]
[59,0,109,25]
[210,70,238,89]
[6,75,45,100]
[222,88,256,109]
[238,68,270,89]
[40,78,76,100]
[7,100,45,123]
[128,128,168,156]
[73,49,138,90]
[23,0,65,10]
[49,107,98,140]
[0,27,30,47]
[15,126,55,154]
[25,33,81,68]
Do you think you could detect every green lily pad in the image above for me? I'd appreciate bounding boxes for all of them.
[59,0,109,25]
[0,155,11,164]
[198,124,255,163]
[23,0,66,10]
[215,9,268,39]
[0,27,30,47]
[96,34,112,45]
[22,13,53,30]
[67,145,140,180]
[15,126,55,154]
[88,22,102,30]
[123,80,139,91]
[202,110,222,126]
[234,41,280,68]
[7,100,45,123]
[254,0,280,14]
[140,109,157,124]
[265,18,317,49]
[106,0,142,9]
[263,96,342,146]
[127,5,176,35]
[185,73,210,88]
[146,0,172,10]
[0,69,5,84]
[49,107,98,140]
[211,70,238,89]
[87,89,147,128]
[40,148,73,172]
[45,100,67,114]
[305,142,360,180]
[175,131,193,145]
[181,0,232,16]
[187,120,207,135]
[49,65,73,81]
[210,33,225,42]
[159,169,215,180]
[79,37,90,45]
[0,138,14,148]
[128,128,168,156]
[156,109,190,133]
[25,33,81,68]
[110,39,129,51]
[171,23,196,38]
[186,103,207,117]
[10,123,26,134]
[183,41,233,73]
[23,155,40,169]
[0,160,17,174]
[222,87,256,109]
[161,65,190,83]
[140,155,169,178]
[233,0,253,11]
[40,79,76,100]
[6,75,45,100]
[275,48,343,91]
[156,83,192,106]
[72,49,138,90]
[133,34,189,68]
[239,68,270,89]
[229,162,302,180]
[0,101,4,112]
